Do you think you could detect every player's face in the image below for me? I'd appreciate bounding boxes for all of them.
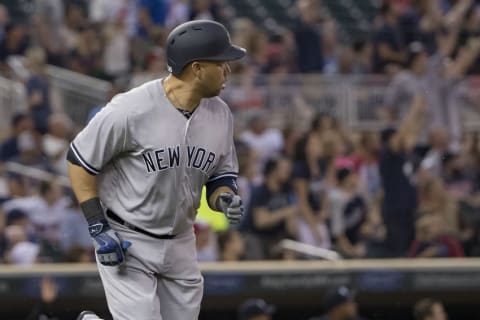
[198,61,231,97]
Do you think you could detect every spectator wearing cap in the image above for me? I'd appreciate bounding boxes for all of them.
[310,286,362,320]
[237,298,275,320]
[413,298,448,320]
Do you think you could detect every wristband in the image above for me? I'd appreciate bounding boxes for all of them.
[80,197,105,224]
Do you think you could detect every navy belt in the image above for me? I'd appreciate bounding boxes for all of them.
[106,209,175,240]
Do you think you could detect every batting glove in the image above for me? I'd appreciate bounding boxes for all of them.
[217,193,244,225]
[88,219,131,266]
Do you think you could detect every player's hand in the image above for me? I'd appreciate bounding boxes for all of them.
[89,219,132,266]
[217,193,244,225]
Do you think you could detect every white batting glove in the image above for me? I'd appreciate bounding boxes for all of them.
[217,193,244,225]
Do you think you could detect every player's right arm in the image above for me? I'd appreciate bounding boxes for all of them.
[67,162,98,203]
[66,97,132,266]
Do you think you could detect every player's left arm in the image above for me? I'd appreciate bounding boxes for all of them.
[205,109,244,224]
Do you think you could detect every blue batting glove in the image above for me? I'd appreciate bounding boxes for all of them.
[89,219,131,266]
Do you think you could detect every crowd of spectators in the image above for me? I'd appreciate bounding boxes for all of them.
[2,0,480,266]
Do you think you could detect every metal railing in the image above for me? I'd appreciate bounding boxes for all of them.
[46,65,111,126]
[3,66,480,132]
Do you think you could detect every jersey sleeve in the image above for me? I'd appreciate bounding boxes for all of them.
[68,98,130,175]
[206,111,239,186]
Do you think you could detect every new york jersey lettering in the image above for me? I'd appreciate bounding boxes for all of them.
[142,145,216,174]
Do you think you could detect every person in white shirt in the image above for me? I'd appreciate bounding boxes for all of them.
[240,114,284,183]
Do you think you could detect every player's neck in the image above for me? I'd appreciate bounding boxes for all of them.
[163,75,202,112]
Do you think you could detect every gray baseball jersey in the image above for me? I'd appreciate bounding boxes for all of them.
[70,78,238,236]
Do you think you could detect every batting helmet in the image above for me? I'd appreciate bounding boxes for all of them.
[166,20,246,76]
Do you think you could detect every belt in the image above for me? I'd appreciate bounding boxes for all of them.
[106,209,176,239]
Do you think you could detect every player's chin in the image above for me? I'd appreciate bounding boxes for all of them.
[205,87,223,98]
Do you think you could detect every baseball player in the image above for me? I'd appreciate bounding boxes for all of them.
[68,20,246,320]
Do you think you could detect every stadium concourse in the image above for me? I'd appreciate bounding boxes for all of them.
[1,0,480,319]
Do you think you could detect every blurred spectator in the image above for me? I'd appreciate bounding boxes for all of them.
[88,0,127,24]
[240,113,284,183]
[383,41,432,128]
[4,225,39,264]
[420,127,450,177]
[0,4,9,41]
[230,17,268,68]
[0,22,29,69]
[217,229,245,261]
[321,20,342,75]
[409,214,464,258]
[58,195,92,256]
[42,113,73,175]
[413,298,448,320]
[328,168,369,259]
[379,95,427,257]
[3,179,69,247]
[372,1,407,73]
[66,24,103,77]
[26,277,61,320]
[63,245,92,263]
[129,46,168,88]
[248,157,298,259]
[0,112,34,162]
[189,0,220,21]
[6,208,30,231]
[354,131,381,203]
[309,286,362,320]
[25,46,52,134]
[31,0,66,66]
[350,41,373,74]
[294,0,324,73]
[165,0,189,29]
[10,128,52,172]
[194,220,218,262]
[293,132,331,249]
[442,152,474,199]
[102,10,131,80]
[237,298,275,320]
[62,2,88,54]
[417,176,461,236]
[0,209,5,261]
[137,0,168,38]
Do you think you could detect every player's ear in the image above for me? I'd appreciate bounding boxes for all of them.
[191,61,203,80]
